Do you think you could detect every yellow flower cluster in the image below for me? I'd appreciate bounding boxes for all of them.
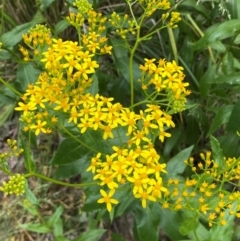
[20,25,52,61]
[140,58,191,112]
[41,38,99,76]
[14,4,190,213]
[0,139,24,160]
[0,174,25,196]
[109,12,137,38]
[16,9,112,134]
[89,144,168,211]
[187,152,240,181]
[162,152,240,226]
[14,56,189,211]
[66,10,111,54]
[73,0,92,14]
[138,0,171,16]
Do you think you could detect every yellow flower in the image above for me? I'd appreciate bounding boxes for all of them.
[97,189,119,212]
[15,102,37,115]
[30,120,47,135]
[159,130,171,142]
[135,187,156,208]
[200,204,209,214]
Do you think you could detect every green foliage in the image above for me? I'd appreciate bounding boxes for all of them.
[166,145,194,176]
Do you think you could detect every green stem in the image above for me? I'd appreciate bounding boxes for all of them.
[167,26,178,64]
[129,15,145,109]
[129,95,169,109]
[0,77,22,97]
[126,0,138,24]
[27,131,32,172]
[140,26,167,41]
[25,172,97,188]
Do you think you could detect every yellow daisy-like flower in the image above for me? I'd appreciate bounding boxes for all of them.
[97,189,119,212]
[30,120,47,135]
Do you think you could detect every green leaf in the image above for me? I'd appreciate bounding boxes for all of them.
[54,158,86,179]
[222,52,234,75]
[208,41,226,53]
[163,127,182,158]
[0,49,12,60]
[40,0,56,10]
[86,74,99,95]
[1,12,45,47]
[24,181,39,205]
[22,199,39,216]
[74,229,106,241]
[226,99,240,132]
[51,137,90,165]
[114,187,135,217]
[207,105,234,137]
[1,23,33,47]
[115,56,142,92]
[179,215,198,236]
[55,20,71,35]
[226,0,240,19]
[166,145,193,176]
[210,136,226,169]
[0,104,14,127]
[135,203,161,241]
[53,218,64,237]
[110,38,128,59]
[19,223,50,233]
[209,72,240,84]
[184,115,200,145]
[220,132,240,157]
[159,208,185,241]
[47,206,64,227]
[199,64,217,100]
[194,20,240,50]
[16,63,41,92]
[82,185,103,212]
[188,223,210,241]
[179,0,209,19]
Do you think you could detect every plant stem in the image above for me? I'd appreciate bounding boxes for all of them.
[25,172,97,188]
[0,77,22,97]
[129,15,145,109]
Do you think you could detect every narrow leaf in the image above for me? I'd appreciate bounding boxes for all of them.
[74,229,106,241]
[210,136,225,169]
[47,206,64,227]
[207,105,234,137]
[24,181,39,205]
[19,223,50,233]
